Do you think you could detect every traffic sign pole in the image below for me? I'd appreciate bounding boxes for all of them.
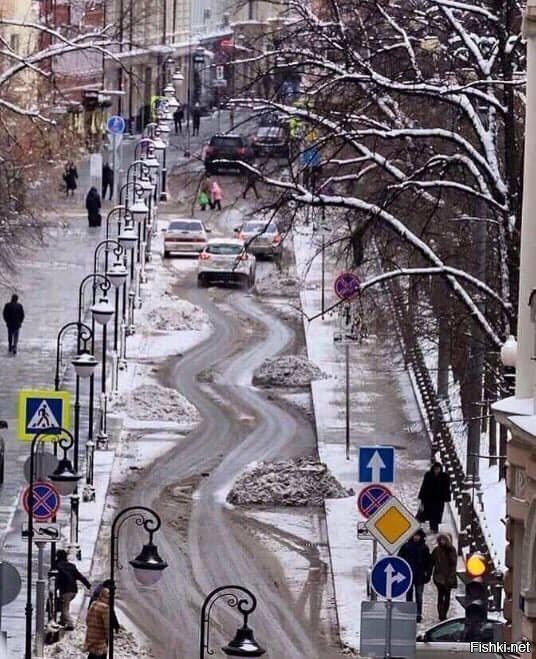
[385,598,393,659]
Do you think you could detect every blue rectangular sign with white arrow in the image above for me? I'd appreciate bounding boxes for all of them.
[358,446,395,483]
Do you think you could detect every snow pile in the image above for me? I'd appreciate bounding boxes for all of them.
[255,270,301,296]
[45,624,153,658]
[253,355,326,387]
[147,298,209,331]
[112,384,200,424]
[228,457,352,506]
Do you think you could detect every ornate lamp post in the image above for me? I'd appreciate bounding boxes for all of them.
[200,586,266,658]
[53,321,98,549]
[109,506,167,659]
[25,429,80,659]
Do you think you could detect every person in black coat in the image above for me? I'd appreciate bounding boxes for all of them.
[2,293,24,354]
[418,462,451,533]
[63,161,78,196]
[86,187,102,227]
[398,528,432,622]
[102,162,114,201]
[192,102,201,136]
[56,549,91,629]
[174,103,184,134]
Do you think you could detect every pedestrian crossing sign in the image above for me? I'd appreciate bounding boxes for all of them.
[16,390,70,441]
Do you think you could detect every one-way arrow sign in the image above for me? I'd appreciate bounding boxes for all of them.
[358,446,395,483]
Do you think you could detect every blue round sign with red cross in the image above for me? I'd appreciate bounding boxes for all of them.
[334,271,360,301]
[357,484,392,519]
[22,481,60,521]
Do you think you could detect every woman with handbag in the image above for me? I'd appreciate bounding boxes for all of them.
[86,187,102,227]
[431,533,458,621]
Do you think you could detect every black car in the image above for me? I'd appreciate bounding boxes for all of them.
[251,125,289,158]
[204,135,254,174]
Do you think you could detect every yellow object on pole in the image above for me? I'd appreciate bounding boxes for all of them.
[466,553,487,578]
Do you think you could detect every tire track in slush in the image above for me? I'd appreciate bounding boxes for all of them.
[120,287,330,658]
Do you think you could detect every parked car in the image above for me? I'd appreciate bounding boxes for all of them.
[258,110,287,127]
[204,135,254,174]
[163,219,209,258]
[234,220,283,259]
[251,125,289,158]
[416,617,506,659]
[197,238,256,288]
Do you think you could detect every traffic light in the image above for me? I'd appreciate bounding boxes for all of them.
[464,553,488,640]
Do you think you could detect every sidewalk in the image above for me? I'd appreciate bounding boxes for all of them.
[292,222,463,652]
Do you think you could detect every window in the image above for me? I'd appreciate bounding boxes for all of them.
[244,222,277,234]
[206,243,242,255]
[427,620,465,642]
[168,221,203,231]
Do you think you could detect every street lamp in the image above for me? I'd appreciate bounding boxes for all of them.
[200,586,266,658]
[53,321,97,553]
[25,429,78,659]
[172,69,184,95]
[109,506,167,659]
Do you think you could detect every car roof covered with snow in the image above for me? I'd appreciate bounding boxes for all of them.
[207,238,245,246]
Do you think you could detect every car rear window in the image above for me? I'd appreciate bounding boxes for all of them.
[206,243,243,255]
[210,136,243,148]
[168,221,203,231]
[243,222,277,234]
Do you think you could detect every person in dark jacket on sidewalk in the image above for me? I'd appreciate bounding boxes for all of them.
[192,102,201,136]
[56,549,91,629]
[173,103,184,134]
[102,162,114,201]
[63,161,78,196]
[398,529,432,622]
[417,462,451,533]
[2,294,24,354]
[431,533,458,621]
[86,187,102,227]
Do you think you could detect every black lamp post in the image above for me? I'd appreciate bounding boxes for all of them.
[200,586,266,658]
[109,506,167,659]
[25,428,80,659]
[53,321,98,551]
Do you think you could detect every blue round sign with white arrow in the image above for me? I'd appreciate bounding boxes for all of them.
[370,556,413,599]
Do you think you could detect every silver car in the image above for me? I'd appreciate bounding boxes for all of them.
[197,238,256,288]
[163,219,209,257]
[416,617,506,658]
[234,221,283,259]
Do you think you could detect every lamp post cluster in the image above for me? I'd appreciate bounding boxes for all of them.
[22,72,268,658]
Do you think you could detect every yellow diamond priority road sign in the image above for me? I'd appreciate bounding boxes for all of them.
[365,496,420,554]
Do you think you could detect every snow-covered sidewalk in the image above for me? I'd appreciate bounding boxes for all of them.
[293,225,463,652]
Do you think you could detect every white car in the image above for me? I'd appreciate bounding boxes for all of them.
[416,617,506,658]
[197,238,256,288]
[163,219,209,257]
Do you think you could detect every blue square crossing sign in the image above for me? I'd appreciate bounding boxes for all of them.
[17,390,70,441]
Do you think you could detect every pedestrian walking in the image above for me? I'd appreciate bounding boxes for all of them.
[417,461,451,533]
[197,189,210,211]
[210,178,223,211]
[84,587,110,659]
[174,103,184,134]
[102,162,114,201]
[243,171,260,199]
[56,549,91,630]
[62,161,78,197]
[398,529,432,622]
[89,580,120,632]
[192,102,201,136]
[431,533,458,621]
[86,187,102,228]
[2,293,24,355]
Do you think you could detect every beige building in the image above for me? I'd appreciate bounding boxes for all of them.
[0,0,39,96]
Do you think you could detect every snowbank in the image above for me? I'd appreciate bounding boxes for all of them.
[146,297,209,331]
[111,384,200,425]
[228,457,352,506]
[255,270,301,296]
[253,354,327,387]
[45,624,153,658]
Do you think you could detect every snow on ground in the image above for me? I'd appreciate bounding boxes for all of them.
[228,457,351,506]
[111,383,200,425]
[255,268,302,297]
[44,623,154,658]
[253,354,327,387]
[146,295,209,331]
